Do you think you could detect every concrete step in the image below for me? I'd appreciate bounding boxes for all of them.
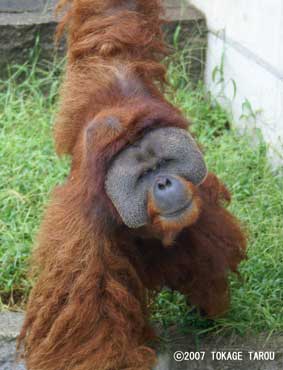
[0,312,282,370]
[0,0,206,82]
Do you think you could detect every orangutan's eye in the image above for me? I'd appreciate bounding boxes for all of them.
[137,168,153,181]
[137,159,173,181]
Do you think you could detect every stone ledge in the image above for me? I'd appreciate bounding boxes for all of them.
[0,13,55,26]
[0,1,206,82]
[0,0,57,14]
[0,313,25,341]
[0,0,44,13]
[0,312,282,370]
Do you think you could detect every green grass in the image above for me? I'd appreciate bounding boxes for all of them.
[0,55,69,307]
[0,50,282,336]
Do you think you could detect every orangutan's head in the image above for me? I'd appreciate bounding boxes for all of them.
[105,126,207,244]
[82,101,207,245]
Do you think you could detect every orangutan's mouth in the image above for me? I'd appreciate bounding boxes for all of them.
[162,199,193,219]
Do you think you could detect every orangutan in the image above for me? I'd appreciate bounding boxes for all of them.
[19,1,246,369]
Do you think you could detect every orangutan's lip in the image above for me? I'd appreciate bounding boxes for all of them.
[162,199,193,218]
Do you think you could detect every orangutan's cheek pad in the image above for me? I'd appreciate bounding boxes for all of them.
[105,127,207,228]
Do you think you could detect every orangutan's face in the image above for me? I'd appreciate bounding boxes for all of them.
[105,127,207,236]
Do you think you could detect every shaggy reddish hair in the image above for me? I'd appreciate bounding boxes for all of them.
[18,1,246,369]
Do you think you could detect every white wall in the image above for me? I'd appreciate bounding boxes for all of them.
[189,0,283,167]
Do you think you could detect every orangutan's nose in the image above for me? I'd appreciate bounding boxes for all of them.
[152,175,190,215]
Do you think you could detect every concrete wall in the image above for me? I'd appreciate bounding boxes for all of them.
[189,0,283,167]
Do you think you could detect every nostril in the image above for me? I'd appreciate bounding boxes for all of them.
[158,182,166,191]
[156,177,172,191]
[165,178,172,187]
